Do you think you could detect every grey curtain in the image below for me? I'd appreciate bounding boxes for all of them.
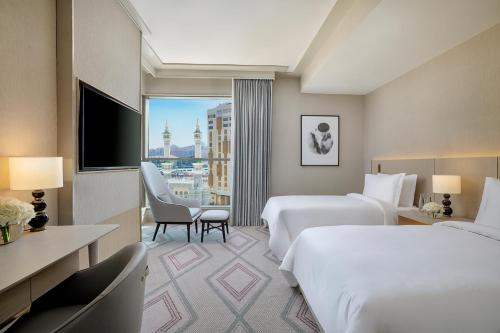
[232,79,273,226]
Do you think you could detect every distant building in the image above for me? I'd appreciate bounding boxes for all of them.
[163,121,171,158]
[158,103,231,206]
[161,119,210,204]
[207,103,232,205]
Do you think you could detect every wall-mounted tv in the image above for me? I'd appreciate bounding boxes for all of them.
[78,81,141,171]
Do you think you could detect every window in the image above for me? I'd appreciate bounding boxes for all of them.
[144,97,232,207]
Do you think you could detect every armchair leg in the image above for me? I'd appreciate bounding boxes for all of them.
[201,222,205,243]
[222,223,226,243]
[226,221,229,234]
[153,223,160,241]
[163,223,167,234]
[187,224,191,243]
[195,219,198,234]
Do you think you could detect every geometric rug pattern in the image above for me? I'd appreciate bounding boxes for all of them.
[141,213,321,333]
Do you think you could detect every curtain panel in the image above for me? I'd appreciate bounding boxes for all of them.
[231,79,273,226]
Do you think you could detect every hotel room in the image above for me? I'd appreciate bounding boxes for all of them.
[1,0,500,332]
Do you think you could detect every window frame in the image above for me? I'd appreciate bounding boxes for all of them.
[142,95,233,209]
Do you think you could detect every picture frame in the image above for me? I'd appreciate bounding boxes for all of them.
[301,115,340,166]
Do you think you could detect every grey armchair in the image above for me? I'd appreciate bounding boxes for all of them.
[8,242,148,333]
[141,162,201,242]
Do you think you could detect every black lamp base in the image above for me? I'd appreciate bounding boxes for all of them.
[29,189,49,232]
[442,193,453,217]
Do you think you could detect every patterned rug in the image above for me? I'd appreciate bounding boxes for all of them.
[140,217,321,333]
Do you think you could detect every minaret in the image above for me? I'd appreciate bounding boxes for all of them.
[163,120,171,158]
[194,118,201,158]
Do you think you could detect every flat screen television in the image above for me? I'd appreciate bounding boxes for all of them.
[78,81,141,171]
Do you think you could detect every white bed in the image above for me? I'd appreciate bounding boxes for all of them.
[261,173,416,260]
[261,194,398,260]
[280,222,500,333]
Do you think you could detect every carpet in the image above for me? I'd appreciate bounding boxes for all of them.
[140,217,321,333]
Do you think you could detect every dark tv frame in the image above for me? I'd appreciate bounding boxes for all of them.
[77,80,142,172]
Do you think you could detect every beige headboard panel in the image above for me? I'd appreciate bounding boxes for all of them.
[435,157,497,218]
[371,159,434,206]
[372,157,499,219]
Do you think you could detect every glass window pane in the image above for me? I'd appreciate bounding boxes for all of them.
[146,98,232,206]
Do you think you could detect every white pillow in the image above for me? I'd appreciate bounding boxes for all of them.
[381,174,418,207]
[363,173,405,206]
[400,174,418,207]
[475,177,500,229]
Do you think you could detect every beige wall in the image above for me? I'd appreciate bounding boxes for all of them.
[364,23,500,167]
[72,0,142,231]
[144,75,232,96]
[272,77,365,195]
[52,0,142,259]
[74,0,141,110]
[0,0,59,225]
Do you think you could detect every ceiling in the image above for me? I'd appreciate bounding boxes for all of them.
[128,0,336,72]
[124,0,500,94]
[299,0,500,94]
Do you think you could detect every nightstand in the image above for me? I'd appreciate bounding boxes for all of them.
[398,211,473,225]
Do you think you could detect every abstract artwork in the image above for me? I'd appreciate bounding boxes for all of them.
[301,115,339,166]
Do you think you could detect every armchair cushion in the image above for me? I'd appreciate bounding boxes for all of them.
[157,192,173,204]
[200,210,230,221]
[189,208,201,219]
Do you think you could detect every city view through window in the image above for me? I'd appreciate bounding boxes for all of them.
[146,98,232,206]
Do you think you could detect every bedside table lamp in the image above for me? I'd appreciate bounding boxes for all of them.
[432,175,461,217]
[9,157,63,231]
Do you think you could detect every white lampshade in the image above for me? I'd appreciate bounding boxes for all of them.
[9,157,63,190]
[432,175,461,194]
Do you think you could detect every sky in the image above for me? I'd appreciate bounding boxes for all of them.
[148,98,230,149]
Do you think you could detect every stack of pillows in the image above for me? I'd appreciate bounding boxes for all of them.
[363,173,418,207]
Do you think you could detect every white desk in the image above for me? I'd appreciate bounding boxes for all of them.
[0,225,118,325]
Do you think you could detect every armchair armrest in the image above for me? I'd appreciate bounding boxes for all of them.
[151,199,194,222]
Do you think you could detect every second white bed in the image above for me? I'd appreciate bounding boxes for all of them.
[261,193,397,260]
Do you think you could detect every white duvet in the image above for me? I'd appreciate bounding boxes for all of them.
[280,222,500,333]
[261,194,397,260]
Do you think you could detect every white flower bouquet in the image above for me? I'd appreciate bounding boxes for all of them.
[422,201,444,218]
[0,197,35,244]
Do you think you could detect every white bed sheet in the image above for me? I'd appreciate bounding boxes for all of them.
[261,193,397,260]
[280,222,500,333]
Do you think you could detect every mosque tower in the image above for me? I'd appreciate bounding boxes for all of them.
[194,119,201,158]
[163,120,171,158]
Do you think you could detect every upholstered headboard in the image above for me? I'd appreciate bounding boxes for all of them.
[371,157,499,218]
[371,159,434,208]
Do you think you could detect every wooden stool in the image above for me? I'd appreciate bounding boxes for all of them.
[200,210,230,243]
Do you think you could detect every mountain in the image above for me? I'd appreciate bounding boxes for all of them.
[148,143,208,158]
[148,147,164,157]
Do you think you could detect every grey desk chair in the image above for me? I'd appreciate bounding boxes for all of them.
[141,162,202,242]
[8,242,148,333]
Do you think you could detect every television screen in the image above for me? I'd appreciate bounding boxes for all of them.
[78,82,141,171]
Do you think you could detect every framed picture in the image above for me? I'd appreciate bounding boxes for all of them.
[301,115,339,166]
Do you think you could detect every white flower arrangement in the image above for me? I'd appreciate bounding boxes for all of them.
[0,197,35,227]
[422,201,444,218]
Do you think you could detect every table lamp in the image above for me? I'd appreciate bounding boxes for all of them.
[432,175,461,217]
[9,157,63,231]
